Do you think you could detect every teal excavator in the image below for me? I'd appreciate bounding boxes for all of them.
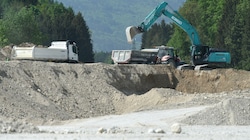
[126,2,231,69]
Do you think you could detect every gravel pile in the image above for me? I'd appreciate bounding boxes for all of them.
[0,56,249,133]
[0,119,39,134]
[181,96,250,125]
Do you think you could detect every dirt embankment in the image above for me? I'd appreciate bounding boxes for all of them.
[174,68,250,93]
[0,61,249,126]
[1,44,250,133]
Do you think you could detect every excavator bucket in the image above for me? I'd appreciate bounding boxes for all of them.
[125,26,143,43]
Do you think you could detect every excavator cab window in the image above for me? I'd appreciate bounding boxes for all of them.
[193,45,208,60]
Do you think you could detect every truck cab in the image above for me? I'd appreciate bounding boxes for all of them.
[153,46,181,67]
[50,41,79,62]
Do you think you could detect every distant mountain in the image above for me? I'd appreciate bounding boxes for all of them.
[56,0,186,52]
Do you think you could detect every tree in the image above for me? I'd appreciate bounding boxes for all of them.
[238,0,250,70]
[167,0,202,62]
[0,0,94,62]
[71,12,94,62]
[141,20,173,49]
[94,51,112,64]
[1,6,42,45]
[167,25,191,61]
[0,22,8,47]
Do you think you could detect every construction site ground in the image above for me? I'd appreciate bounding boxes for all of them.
[0,44,250,139]
[0,57,249,139]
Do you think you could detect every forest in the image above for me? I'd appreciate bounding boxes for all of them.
[0,0,94,63]
[142,0,250,70]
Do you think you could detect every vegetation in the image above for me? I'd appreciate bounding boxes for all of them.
[0,0,94,63]
[142,0,250,70]
[141,20,173,49]
[94,51,112,64]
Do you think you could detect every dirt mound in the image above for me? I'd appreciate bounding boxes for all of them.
[181,97,250,125]
[0,61,250,126]
[0,45,12,61]
[106,65,177,95]
[0,119,39,134]
[174,69,250,93]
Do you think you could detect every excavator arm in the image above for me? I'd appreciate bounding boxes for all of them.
[126,2,166,43]
[126,2,201,46]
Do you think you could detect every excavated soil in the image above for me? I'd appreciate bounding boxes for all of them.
[0,45,250,134]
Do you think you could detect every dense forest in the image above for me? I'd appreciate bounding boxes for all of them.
[141,0,250,70]
[0,0,94,63]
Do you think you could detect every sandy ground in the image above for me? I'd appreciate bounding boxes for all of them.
[0,45,250,139]
[1,106,250,139]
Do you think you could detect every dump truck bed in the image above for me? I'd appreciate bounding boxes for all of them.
[111,49,158,64]
[11,46,68,61]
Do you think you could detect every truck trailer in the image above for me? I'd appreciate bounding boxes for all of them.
[111,46,182,67]
[11,40,78,63]
[111,49,157,64]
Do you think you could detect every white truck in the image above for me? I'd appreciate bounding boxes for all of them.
[11,40,78,62]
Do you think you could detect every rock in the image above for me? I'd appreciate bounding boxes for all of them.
[148,128,155,133]
[155,128,165,133]
[171,123,182,134]
[97,127,107,134]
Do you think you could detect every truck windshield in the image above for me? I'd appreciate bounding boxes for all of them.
[158,49,173,57]
[72,45,78,54]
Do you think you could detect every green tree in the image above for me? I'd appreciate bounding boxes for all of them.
[0,21,8,47]
[141,20,173,49]
[238,0,250,70]
[1,6,42,45]
[0,0,94,62]
[167,0,202,62]
[71,12,94,62]
[94,51,112,64]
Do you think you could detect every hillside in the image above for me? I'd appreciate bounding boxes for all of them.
[55,0,186,52]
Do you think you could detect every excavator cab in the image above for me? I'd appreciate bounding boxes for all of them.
[191,45,209,65]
